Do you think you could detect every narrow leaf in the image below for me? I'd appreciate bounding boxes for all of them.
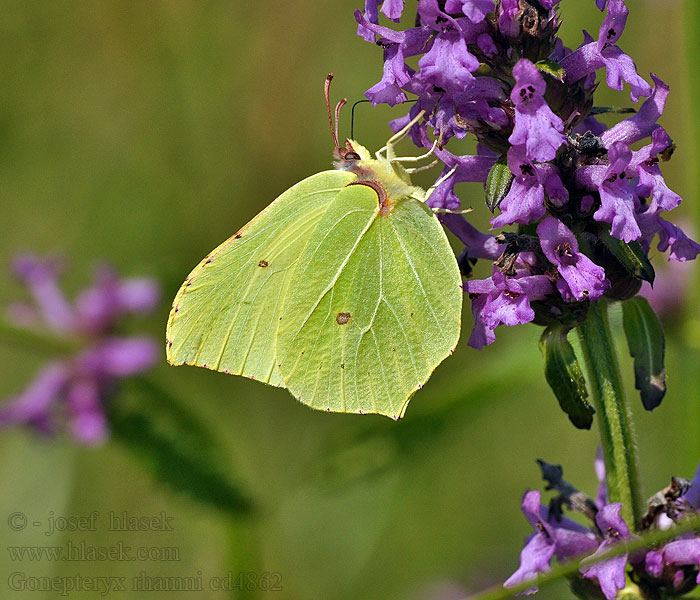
[622,296,666,410]
[535,59,566,82]
[599,231,655,284]
[111,378,253,515]
[485,156,513,213]
[539,325,594,429]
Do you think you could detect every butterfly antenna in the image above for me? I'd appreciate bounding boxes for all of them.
[325,73,349,154]
[325,73,341,151]
[334,98,347,146]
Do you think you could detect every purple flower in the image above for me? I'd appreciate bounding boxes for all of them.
[465,267,552,349]
[561,0,651,101]
[508,59,565,162]
[356,0,405,40]
[414,31,480,97]
[0,254,160,445]
[537,217,609,301]
[444,0,494,23]
[491,147,567,228]
[576,141,641,242]
[601,74,669,148]
[579,504,630,599]
[505,490,600,593]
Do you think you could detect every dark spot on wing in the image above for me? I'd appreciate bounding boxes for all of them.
[340,363,345,369]
[235,233,242,239]
[336,312,351,325]
[258,260,269,268]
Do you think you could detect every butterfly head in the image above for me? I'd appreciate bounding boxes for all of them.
[324,74,423,207]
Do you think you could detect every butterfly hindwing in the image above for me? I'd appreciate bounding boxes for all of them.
[166,170,356,386]
[277,183,462,417]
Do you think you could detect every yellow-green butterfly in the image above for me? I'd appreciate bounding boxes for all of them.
[166,75,462,419]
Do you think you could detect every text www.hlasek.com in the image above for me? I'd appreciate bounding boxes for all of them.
[8,541,179,562]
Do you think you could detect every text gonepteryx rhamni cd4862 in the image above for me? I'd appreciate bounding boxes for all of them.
[166,76,462,419]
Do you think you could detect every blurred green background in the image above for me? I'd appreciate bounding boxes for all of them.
[0,1,698,598]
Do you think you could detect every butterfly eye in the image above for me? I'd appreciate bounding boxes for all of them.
[344,151,361,161]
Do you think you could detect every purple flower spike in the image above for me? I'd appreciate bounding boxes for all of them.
[656,218,700,262]
[508,59,565,162]
[1,255,160,445]
[357,0,695,346]
[681,460,700,509]
[465,267,552,349]
[538,217,609,301]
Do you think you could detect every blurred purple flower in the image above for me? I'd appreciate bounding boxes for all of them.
[0,254,160,445]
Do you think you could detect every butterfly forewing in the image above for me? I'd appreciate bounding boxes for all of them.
[277,184,462,417]
[166,170,355,385]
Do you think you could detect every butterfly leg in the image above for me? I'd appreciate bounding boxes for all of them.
[405,158,440,174]
[431,207,473,214]
[375,110,427,161]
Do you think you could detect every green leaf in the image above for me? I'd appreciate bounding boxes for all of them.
[111,378,253,515]
[621,296,666,410]
[485,156,513,213]
[535,59,566,82]
[598,231,655,284]
[539,325,594,429]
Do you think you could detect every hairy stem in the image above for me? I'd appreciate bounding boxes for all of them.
[576,301,642,529]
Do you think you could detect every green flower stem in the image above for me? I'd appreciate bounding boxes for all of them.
[576,300,642,530]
